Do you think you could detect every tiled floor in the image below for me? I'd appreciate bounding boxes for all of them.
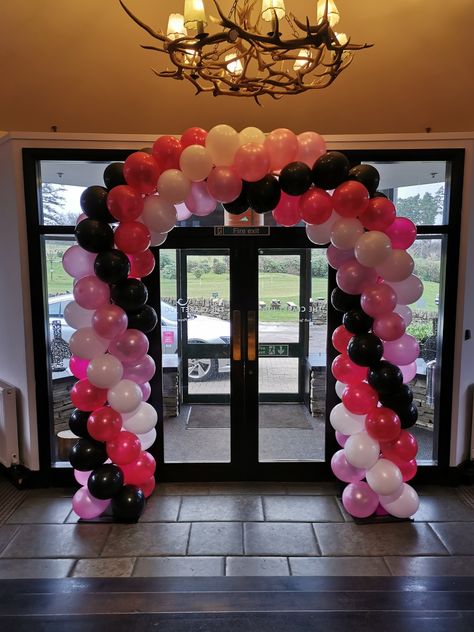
[1,480,474,578]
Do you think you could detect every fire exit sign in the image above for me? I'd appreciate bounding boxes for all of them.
[258,344,289,357]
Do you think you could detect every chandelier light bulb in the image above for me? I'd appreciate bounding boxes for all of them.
[316,1,340,28]
[225,53,244,76]
[334,32,348,46]
[261,0,286,22]
[293,49,311,72]
[167,13,187,40]
[184,0,207,28]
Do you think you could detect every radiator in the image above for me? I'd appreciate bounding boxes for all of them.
[0,380,19,467]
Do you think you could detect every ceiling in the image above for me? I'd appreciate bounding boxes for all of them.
[1,1,473,136]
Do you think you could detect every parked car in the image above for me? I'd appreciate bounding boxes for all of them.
[48,295,230,382]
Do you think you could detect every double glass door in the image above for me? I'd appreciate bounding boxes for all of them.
[154,236,333,480]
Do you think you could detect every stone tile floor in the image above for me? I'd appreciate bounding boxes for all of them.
[1,480,474,578]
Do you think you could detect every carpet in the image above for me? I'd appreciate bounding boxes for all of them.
[186,404,313,429]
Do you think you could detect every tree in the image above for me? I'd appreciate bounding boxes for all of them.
[41,183,76,225]
[395,186,444,226]
[212,258,227,274]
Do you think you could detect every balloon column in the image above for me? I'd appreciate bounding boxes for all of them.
[63,124,421,522]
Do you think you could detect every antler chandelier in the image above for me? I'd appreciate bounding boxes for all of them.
[120,1,372,101]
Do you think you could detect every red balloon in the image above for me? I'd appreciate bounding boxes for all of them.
[140,475,156,498]
[332,325,353,354]
[69,356,89,379]
[381,429,418,462]
[299,187,333,224]
[397,458,418,481]
[120,450,156,485]
[180,127,208,149]
[365,407,401,442]
[70,379,107,411]
[342,382,378,415]
[107,185,144,222]
[124,152,161,194]
[332,181,369,218]
[128,249,155,278]
[273,192,302,226]
[114,221,151,254]
[87,406,123,442]
[106,430,141,465]
[383,217,417,249]
[331,354,368,384]
[152,135,182,171]
[359,197,396,231]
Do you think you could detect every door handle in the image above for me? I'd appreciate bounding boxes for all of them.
[247,310,257,361]
[232,310,242,361]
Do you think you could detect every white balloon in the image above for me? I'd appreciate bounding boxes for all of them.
[87,353,123,389]
[379,483,420,518]
[137,428,157,450]
[149,230,168,247]
[366,458,403,496]
[330,218,364,251]
[329,403,366,435]
[306,211,339,245]
[141,195,177,233]
[376,249,414,283]
[69,327,109,360]
[205,124,240,166]
[64,301,94,330]
[122,402,158,434]
[239,126,266,146]
[335,380,346,399]
[354,231,392,268]
[157,169,191,204]
[179,145,214,182]
[344,431,380,469]
[107,379,143,414]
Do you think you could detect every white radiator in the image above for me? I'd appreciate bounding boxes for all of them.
[0,380,19,467]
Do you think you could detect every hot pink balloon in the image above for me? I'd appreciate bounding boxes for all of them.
[342,481,379,518]
[360,283,397,318]
[384,217,417,249]
[383,334,420,366]
[140,382,151,401]
[264,128,298,171]
[326,245,354,270]
[62,246,96,279]
[273,192,302,226]
[206,166,243,203]
[296,131,326,167]
[400,361,418,383]
[336,259,378,295]
[331,449,366,483]
[73,275,110,310]
[92,304,128,340]
[72,487,110,520]
[69,356,89,379]
[233,143,270,182]
[185,182,217,216]
[123,354,156,384]
[108,329,149,364]
[373,312,406,341]
[342,383,379,415]
[300,188,333,225]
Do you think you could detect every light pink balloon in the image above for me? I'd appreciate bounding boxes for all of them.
[360,283,397,318]
[342,481,379,518]
[92,304,128,340]
[373,312,406,341]
[108,329,149,365]
[327,245,354,269]
[140,381,151,401]
[264,128,298,171]
[336,259,378,295]
[75,213,87,225]
[63,301,94,330]
[305,211,339,245]
[331,449,366,483]
[383,334,420,365]
[376,249,414,283]
[123,354,156,384]
[72,487,110,520]
[394,304,413,326]
[400,361,418,383]
[74,469,91,486]
[73,275,110,310]
[335,430,349,447]
[389,276,424,305]
[206,166,243,203]
[233,143,270,182]
[296,131,326,167]
[176,203,192,221]
[69,327,109,360]
[62,246,96,279]
[185,182,217,216]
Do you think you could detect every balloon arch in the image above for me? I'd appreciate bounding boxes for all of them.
[63,125,421,522]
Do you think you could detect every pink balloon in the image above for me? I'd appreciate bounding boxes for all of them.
[331,450,366,483]
[206,166,243,203]
[74,469,91,486]
[342,481,379,518]
[92,304,128,340]
[72,487,110,520]
[140,381,151,401]
[176,203,192,221]
[299,187,333,225]
[335,431,349,447]
[185,182,217,216]
[383,334,420,366]
[296,131,326,167]
[69,356,89,379]
[123,354,156,384]
[384,217,417,249]
[373,312,406,341]
[73,275,110,310]
[336,259,378,295]
[233,143,270,182]
[400,361,418,383]
[62,246,96,279]
[272,192,302,226]
[264,128,298,171]
[388,276,424,305]
[326,245,354,270]
[108,329,149,364]
[360,283,397,318]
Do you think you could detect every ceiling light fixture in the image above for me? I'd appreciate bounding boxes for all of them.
[120,1,372,102]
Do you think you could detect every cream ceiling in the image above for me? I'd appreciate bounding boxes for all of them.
[1,1,473,136]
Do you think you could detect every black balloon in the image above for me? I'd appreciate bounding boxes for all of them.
[111,278,148,311]
[111,484,146,522]
[371,191,388,199]
[69,409,92,439]
[103,162,127,190]
[343,308,373,334]
[127,305,158,333]
[75,219,114,253]
[247,175,281,213]
[80,186,115,223]
[331,288,360,313]
[398,403,418,429]
[69,438,108,472]
[380,384,413,410]
[347,333,384,367]
[88,464,124,500]
[94,250,130,284]
[348,164,380,196]
[222,182,250,215]
[312,151,350,190]
[368,361,403,394]
[279,162,313,196]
